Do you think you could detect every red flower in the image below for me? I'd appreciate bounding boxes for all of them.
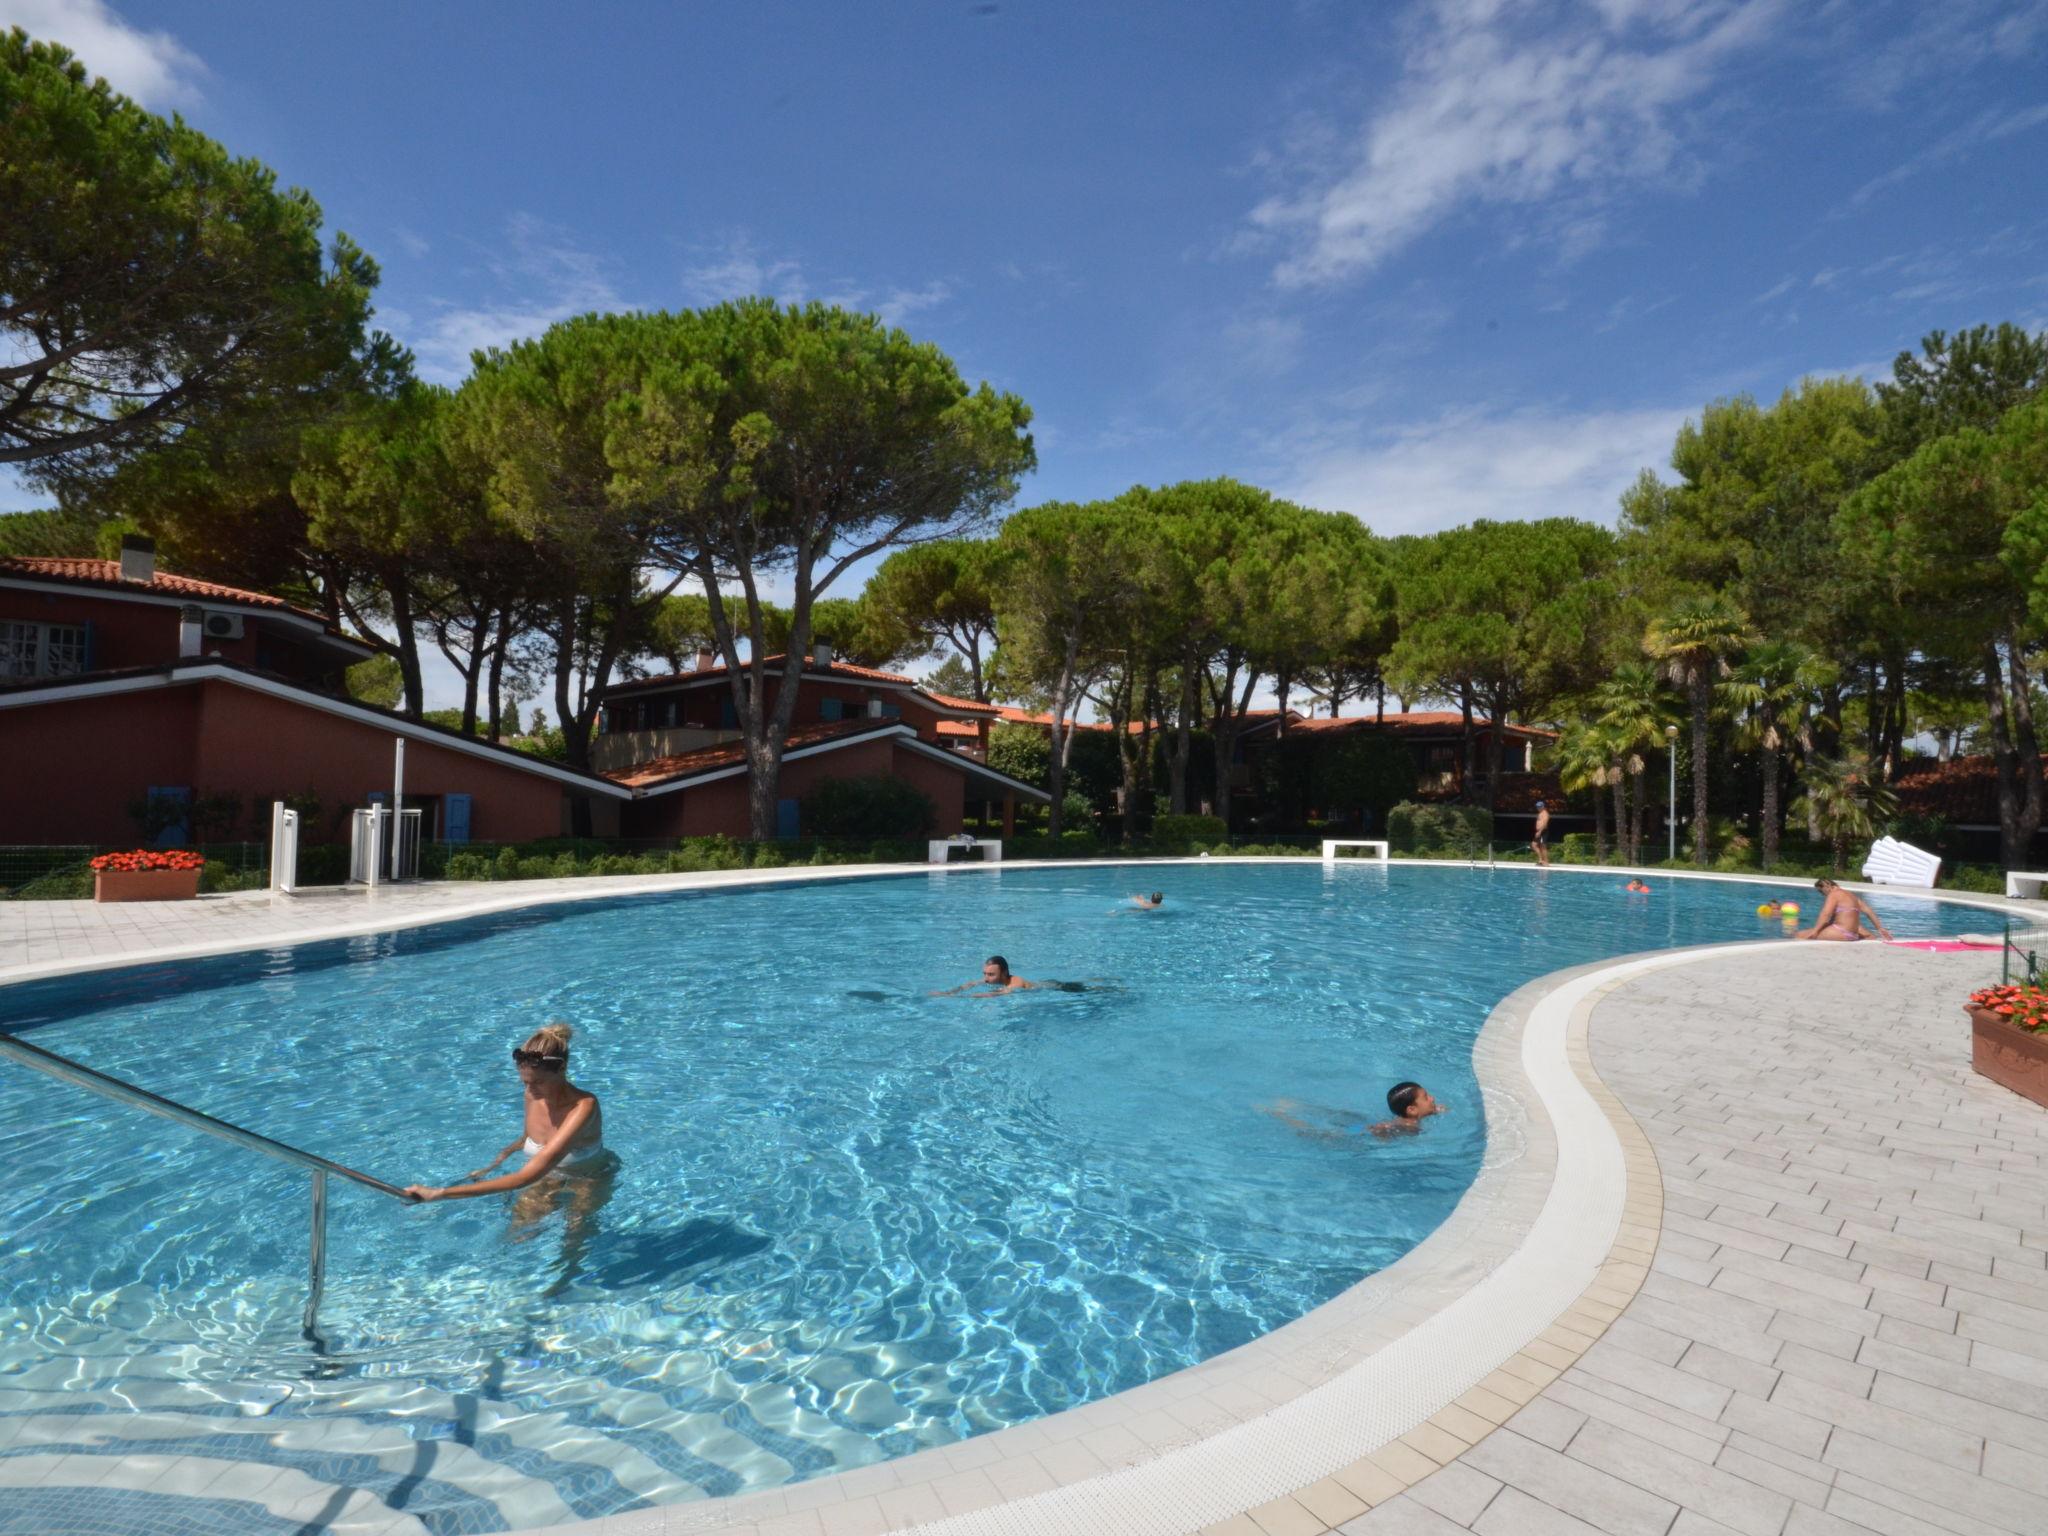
[91,849,205,873]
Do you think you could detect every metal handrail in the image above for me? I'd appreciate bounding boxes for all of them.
[0,1032,412,1338]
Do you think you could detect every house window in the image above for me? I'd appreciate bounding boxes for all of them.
[821,698,845,722]
[0,620,86,680]
[0,621,35,680]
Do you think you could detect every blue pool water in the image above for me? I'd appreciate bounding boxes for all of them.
[0,865,1985,1515]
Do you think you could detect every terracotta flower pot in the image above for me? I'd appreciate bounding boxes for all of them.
[1966,1004,2048,1109]
[94,868,201,903]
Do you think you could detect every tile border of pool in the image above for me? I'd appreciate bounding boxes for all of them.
[2,861,2038,1536]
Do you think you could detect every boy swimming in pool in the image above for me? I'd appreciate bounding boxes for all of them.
[1261,1082,1446,1142]
[1368,1082,1445,1137]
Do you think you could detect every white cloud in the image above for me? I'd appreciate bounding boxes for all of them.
[1848,103,2048,209]
[0,0,203,106]
[1833,0,2048,111]
[1247,0,1781,286]
[678,235,809,307]
[1271,403,1690,535]
[678,233,956,330]
[393,214,625,384]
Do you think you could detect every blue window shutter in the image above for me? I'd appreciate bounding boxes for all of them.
[720,695,737,728]
[445,793,473,844]
[821,698,843,722]
[147,785,191,848]
[776,798,800,838]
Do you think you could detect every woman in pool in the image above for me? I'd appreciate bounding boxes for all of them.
[404,1022,606,1203]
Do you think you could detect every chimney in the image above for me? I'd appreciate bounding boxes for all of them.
[811,640,835,668]
[693,647,716,672]
[118,533,156,584]
[178,603,203,658]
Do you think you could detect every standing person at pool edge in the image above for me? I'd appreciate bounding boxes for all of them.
[404,1022,606,1202]
[1530,801,1551,867]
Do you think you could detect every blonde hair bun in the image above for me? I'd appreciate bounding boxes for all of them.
[522,1021,574,1055]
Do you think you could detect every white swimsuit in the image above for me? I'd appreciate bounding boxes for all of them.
[525,1133,606,1167]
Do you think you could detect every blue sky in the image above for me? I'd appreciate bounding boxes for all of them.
[5,0,2047,705]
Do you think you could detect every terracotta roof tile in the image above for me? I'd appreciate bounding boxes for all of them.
[2,556,310,616]
[1894,753,2048,825]
[602,717,897,788]
[919,688,1002,716]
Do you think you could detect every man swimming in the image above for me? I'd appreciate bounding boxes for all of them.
[1792,880,1893,943]
[1120,892,1165,911]
[932,955,1037,995]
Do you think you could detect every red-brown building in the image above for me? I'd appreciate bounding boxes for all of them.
[2,548,1046,851]
[594,650,1045,836]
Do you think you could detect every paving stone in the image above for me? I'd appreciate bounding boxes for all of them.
[1459,1428,1678,1536]
[1337,1493,1474,1534]
[1504,1399,1586,1453]
[1824,1429,2048,1533]
[1468,1486,1609,1536]
[1571,1343,1734,1422]
[1718,1392,1832,1461]
[1544,1379,1726,1462]
[1600,1317,1691,1369]
[1867,1372,2048,1459]
[1772,1342,1875,1396]
[1825,1473,2026,1536]
[1678,1343,1782,1400]
[1712,1441,1832,1507]
[1564,1419,1793,1536]
[1405,1462,1503,1526]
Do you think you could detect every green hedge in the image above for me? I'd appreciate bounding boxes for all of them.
[800,775,936,839]
[1149,813,1228,849]
[1385,801,1494,854]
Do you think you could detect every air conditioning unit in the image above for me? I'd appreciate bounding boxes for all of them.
[202,611,245,640]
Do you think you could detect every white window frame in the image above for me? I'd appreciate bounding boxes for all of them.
[0,619,88,680]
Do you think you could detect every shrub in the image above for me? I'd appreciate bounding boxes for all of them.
[1151,813,1228,849]
[1386,801,1493,854]
[801,776,937,839]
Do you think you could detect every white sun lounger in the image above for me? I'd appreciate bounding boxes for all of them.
[1860,836,1941,888]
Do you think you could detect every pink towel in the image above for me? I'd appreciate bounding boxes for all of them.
[1882,939,2000,952]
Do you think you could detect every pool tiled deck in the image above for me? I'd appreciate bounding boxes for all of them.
[3,872,2044,1536]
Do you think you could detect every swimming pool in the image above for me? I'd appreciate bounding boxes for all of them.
[0,864,1983,1528]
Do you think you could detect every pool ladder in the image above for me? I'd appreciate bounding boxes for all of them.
[0,1032,413,1340]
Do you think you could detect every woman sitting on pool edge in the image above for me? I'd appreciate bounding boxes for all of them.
[1791,880,1893,943]
[404,1022,605,1202]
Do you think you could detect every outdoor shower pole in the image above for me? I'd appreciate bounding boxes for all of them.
[390,736,406,881]
[1665,723,1679,863]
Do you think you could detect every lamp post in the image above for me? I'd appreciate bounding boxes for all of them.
[1665,723,1679,864]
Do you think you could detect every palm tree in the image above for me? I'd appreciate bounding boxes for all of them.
[1592,662,1681,864]
[1554,723,1615,862]
[1722,642,1835,870]
[1645,596,1756,867]
[1790,752,1899,874]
